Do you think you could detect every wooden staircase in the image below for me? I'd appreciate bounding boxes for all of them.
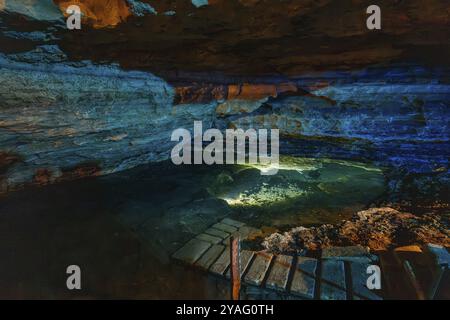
[172,218,449,300]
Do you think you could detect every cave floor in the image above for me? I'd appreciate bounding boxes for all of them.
[0,156,386,299]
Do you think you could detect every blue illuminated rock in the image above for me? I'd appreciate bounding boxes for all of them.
[0,46,217,192]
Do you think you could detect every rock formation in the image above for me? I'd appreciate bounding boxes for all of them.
[262,207,450,253]
[0,45,220,192]
[0,1,449,205]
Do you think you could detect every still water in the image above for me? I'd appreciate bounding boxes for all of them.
[0,156,385,299]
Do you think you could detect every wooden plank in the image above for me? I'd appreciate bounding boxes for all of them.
[240,250,255,277]
[322,246,374,263]
[393,246,428,300]
[236,226,259,240]
[322,246,369,258]
[426,244,450,267]
[196,233,222,244]
[403,260,426,300]
[221,236,231,245]
[172,238,211,264]
[320,260,347,300]
[195,244,225,270]
[210,247,231,276]
[221,218,245,228]
[226,250,255,278]
[265,255,293,291]
[379,251,417,299]
[219,226,258,246]
[204,227,229,239]
[428,267,446,300]
[212,223,237,234]
[350,262,382,300]
[244,252,273,286]
[423,244,450,299]
[290,257,317,299]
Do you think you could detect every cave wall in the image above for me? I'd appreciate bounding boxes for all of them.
[223,69,450,172]
[0,45,217,192]
[0,0,449,197]
[1,46,449,195]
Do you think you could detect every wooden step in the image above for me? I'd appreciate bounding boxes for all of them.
[322,246,375,263]
[244,252,273,286]
[172,238,211,264]
[210,247,231,276]
[225,250,255,278]
[196,233,222,245]
[204,227,229,239]
[425,244,450,267]
[290,257,317,299]
[265,255,293,291]
[212,222,237,234]
[394,245,430,299]
[379,251,417,299]
[221,218,245,228]
[195,244,225,270]
[424,244,450,299]
[170,222,450,300]
[320,259,347,300]
[349,262,382,300]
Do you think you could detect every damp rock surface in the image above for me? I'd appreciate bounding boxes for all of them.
[262,207,450,253]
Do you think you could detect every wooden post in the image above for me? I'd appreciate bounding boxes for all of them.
[230,234,241,300]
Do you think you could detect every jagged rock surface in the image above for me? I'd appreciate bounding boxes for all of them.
[0,45,217,192]
[262,207,450,253]
[0,1,449,201]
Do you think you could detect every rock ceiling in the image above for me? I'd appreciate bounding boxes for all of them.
[1,0,449,80]
[0,1,449,196]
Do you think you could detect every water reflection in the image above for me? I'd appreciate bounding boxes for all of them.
[0,157,385,299]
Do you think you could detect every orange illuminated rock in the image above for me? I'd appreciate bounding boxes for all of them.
[0,151,21,193]
[228,83,297,101]
[33,168,53,185]
[174,84,227,104]
[0,151,21,175]
[263,207,450,253]
[228,84,277,100]
[395,245,423,253]
[54,0,131,28]
[174,82,298,104]
[60,162,102,180]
